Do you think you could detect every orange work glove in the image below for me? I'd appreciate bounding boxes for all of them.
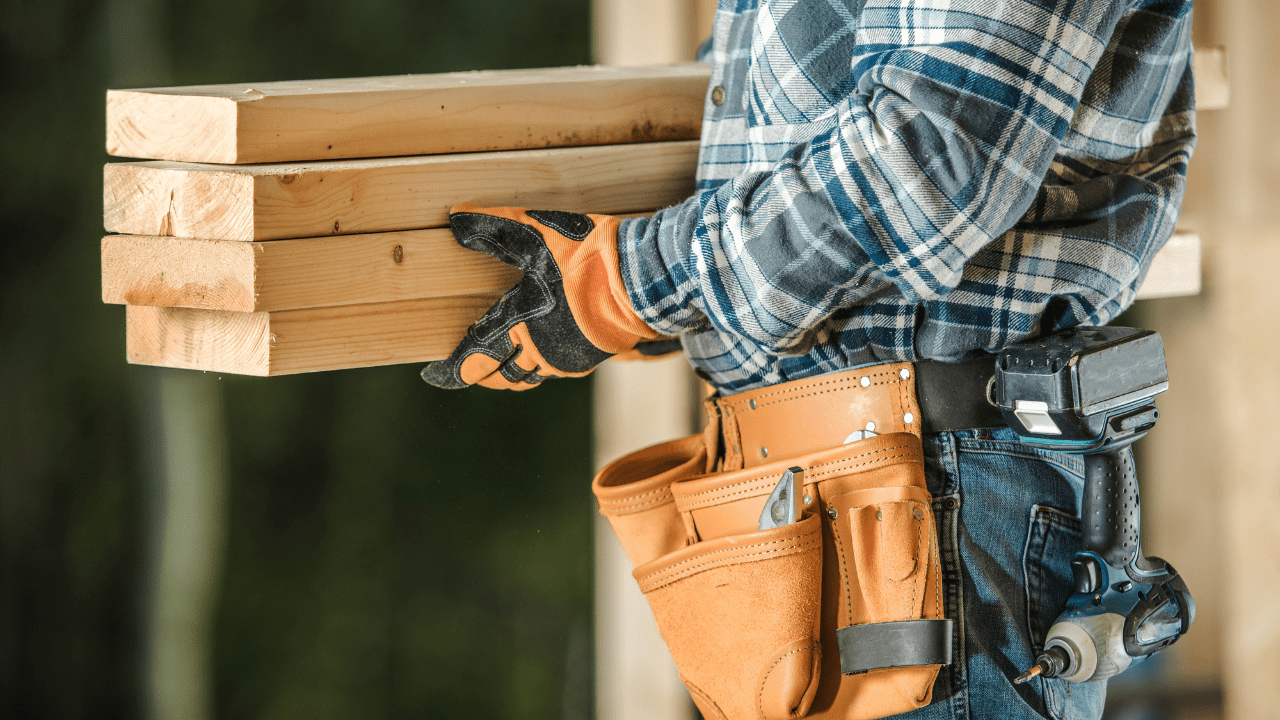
[421,206,665,390]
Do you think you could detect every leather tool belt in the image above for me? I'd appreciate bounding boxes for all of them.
[592,360,997,720]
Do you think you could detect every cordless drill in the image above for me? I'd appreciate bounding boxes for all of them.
[992,326,1195,684]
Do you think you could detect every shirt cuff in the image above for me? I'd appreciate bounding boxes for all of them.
[617,202,708,338]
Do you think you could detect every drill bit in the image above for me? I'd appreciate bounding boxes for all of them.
[1013,665,1041,684]
[1014,646,1070,684]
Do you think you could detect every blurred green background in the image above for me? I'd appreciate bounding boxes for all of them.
[0,0,600,718]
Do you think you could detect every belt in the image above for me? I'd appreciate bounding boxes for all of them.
[706,357,1005,472]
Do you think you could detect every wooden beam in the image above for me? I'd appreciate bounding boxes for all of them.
[103,211,652,312]
[102,230,521,312]
[125,296,498,376]
[1136,231,1201,300]
[119,231,1202,376]
[105,227,1201,314]
[107,63,711,164]
[103,140,699,241]
[1195,46,1229,111]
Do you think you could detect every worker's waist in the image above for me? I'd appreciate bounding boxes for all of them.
[705,357,1004,472]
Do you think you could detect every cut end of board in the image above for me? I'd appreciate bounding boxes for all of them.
[107,90,242,163]
[1135,232,1201,300]
[104,161,257,240]
[128,304,272,376]
[102,235,260,312]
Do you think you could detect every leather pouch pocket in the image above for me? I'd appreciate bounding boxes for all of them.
[633,515,824,720]
[818,457,945,717]
[668,434,945,720]
[833,485,937,628]
[593,433,706,567]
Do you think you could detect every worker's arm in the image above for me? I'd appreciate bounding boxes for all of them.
[619,0,1145,355]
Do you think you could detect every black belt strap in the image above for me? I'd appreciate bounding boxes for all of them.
[836,619,954,675]
[914,357,1004,433]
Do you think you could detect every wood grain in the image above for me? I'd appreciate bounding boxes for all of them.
[126,296,499,376]
[118,230,1201,377]
[106,63,711,164]
[102,230,521,312]
[104,228,1201,314]
[103,140,698,240]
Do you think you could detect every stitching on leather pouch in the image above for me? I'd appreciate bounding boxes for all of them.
[678,449,920,510]
[607,485,670,503]
[682,676,729,720]
[908,503,922,617]
[758,643,818,720]
[931,515,942,620]
[641,539,821,591]
[641,534,818,581]
[898,374,909,428]
[721,370,905,417]
[806,449,919,479]
[747,376,902,414]
[640,534,811,578]
[639,536,821,590]
[830,516,854,627]
[823,483,926,503]
[599,486,674,510]
[721,367,903,409]
[602,492,674,513]
[677,444,918,505]
[677,479,788,508]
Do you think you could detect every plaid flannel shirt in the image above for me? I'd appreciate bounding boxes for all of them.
[618,0,1195,394]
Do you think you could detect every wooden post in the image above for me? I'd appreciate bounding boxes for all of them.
[591,3,716,720]
[1137,5,1279,719]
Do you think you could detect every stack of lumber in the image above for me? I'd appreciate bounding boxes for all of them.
[103,64,710,376]
[104,56,1223,377]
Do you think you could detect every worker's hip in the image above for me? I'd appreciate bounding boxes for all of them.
[592,361,1105,720]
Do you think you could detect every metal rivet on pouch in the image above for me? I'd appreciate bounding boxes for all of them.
[760,447,769,458]
[900,368,911,380]
[860,376,871,387]
[875,509,883,521]
[913,508,924,520]
[749,399,757,410]
[865,421,876,432]
[803,494,812,506]
[827,505,839,519]
[946,498,959,510]
[904,412,914,424]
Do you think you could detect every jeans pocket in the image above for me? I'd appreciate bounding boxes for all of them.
[1023,504,1106,720]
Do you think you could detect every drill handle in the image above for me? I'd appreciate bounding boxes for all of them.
[1081,445,1142,568]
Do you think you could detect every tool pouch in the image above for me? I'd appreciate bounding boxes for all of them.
[593,431,947,720]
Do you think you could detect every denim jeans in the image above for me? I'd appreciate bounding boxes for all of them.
[891,427,1107,720]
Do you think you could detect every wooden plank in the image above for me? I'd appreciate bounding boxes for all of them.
[1195,46,1229,111]
[125,296,498,376]
[102,230,521,312]
[120,225,1201,375]
[103,140,699,241]
[106,63,711,164]
[1135,231,1201,300]
[104,225,1201,315]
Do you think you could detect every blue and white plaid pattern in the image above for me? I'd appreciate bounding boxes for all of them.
[619,0,1195,394]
